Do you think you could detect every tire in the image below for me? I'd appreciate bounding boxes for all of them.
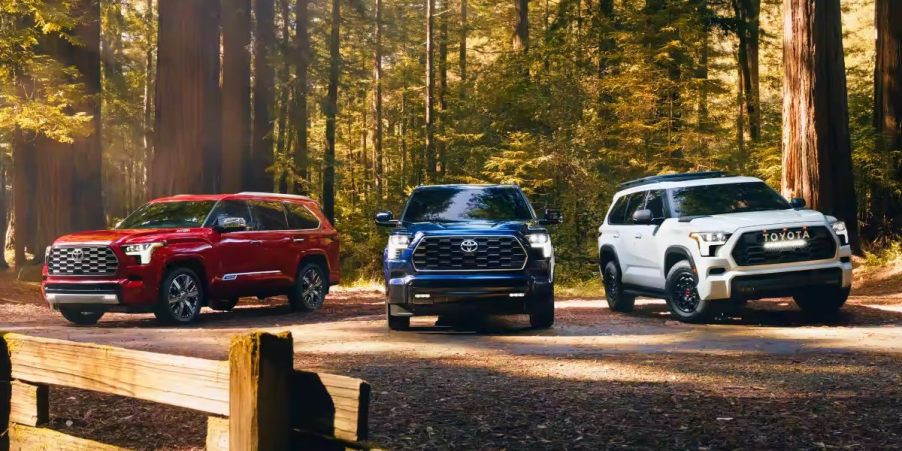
[386,304,410,331]
[154,267,204,324]
[602,261,636,313]
[59,308,104,325]
[288,263,328,311]
[794,286,849,318]
[664,261,711,323]
[528,288,555,329]
[209,297,239,312]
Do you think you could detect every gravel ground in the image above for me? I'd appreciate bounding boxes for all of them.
[1,272,900,450]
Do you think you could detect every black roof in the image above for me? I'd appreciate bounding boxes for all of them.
[618,171,727,190]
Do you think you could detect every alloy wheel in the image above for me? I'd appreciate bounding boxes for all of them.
[672,272,701,314]
[168,273,200,321]
[301,267,325,310]
[604,265,620,297]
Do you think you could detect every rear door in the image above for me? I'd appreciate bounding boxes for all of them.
[284,201,322,274]
[248,200,294,289]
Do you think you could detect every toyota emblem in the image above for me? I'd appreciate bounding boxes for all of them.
[70,249,84,263]
[460,239,479,254]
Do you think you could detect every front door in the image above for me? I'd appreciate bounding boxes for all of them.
[628,190,667,290]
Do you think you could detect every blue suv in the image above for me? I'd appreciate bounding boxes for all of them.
[375,184,562,330]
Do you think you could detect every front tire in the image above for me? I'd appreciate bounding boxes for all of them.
[386,304,410,331]
[528,288,555,329]
[60,308,104,325]
[289,263,328,311]
[794,286,849,318]
[665,261,711,323]
[603,261,636,313]
[154,267,204,324]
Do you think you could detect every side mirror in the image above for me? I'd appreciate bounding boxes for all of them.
[215,216,248,233]
[375,211,399,227]
[631,209,653,224]
[790,197,806,209]
[540,209,564,225]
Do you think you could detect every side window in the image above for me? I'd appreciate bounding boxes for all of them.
[645,190,667,219]
[251,201,288,231]
[206,200,253,228]
[607,195,629,225]
[622,192,647,225]
[286,203,321,230]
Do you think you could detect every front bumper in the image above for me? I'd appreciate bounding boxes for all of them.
[386,272,553,316]
[696,258,853,301]
[42,263,164,312]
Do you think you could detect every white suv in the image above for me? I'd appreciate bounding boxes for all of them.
[597,172,853,322]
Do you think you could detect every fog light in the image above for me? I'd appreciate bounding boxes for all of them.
[414,294,431,299]
[509,293,526,298]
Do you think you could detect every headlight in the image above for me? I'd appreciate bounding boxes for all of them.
[123,242,164,265]
[689,232,730,257]
[831,220,849,246]
[45,246,52,260]
[387,235,411,260]
[527,232,553,259]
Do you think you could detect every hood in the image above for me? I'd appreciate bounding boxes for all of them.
[52,228,204,246]
[399,220,538,236]
[685,209,827,232]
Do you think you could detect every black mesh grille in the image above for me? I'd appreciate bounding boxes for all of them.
[48,246,119,276]
[413,236,527,271]
[731,226,836,266]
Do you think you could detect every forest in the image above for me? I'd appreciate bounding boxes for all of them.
[0,0,900,282]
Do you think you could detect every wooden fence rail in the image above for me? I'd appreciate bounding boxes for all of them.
[0,331,372,450]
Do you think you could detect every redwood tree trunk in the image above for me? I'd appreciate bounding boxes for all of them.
[294,0,311,193]
[250,0,275,192]
[781,0,859,250]
[733,0,760,142]
[152,0,221,197]
[437,0,448,177]
[872,0,902,235]
[0,147,8,269]
[373,0,384,196]
[12,128,34,266]
[513,0,529,53]
[459,0,468,99]
[221,0,252,193]
[323,0,340,223]
[425,0,436,181]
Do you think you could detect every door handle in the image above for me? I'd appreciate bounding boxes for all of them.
[612,233,620,239]
[250,240,262,245]
[292,237,306,243]
[634,233,642,239]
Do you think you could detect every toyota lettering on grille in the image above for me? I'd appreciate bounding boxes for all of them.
[460,239,479,254]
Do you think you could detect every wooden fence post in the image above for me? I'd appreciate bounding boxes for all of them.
[1,333,11,451]
[229,332,293,451]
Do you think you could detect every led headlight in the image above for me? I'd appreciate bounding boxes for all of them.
[387,234,411,260]
[123,242,164,265]
[45,245,52,260]
[527,232,553,259]
[689,232,730,257]
[831,219,849,246]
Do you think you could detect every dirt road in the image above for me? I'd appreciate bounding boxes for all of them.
[1,276,900,449]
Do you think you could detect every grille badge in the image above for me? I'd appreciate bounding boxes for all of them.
[460,239,479,254]
[70,249,84,263]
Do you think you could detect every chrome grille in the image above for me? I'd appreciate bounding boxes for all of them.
[48,246,119,276]
[412,236,528,272]
[731,226,836,266]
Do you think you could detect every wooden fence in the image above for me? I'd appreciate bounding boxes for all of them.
[0,331,372,450]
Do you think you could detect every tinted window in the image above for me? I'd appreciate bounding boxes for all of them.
[206,200,253,228]
[251,201,288,230]
[401,186,534,223]
[118,201,215,229]
[645,190,666,219]
[286,203,320,230]
[607,195,630,225]
[624,192,648,224]
[669,182,791,217]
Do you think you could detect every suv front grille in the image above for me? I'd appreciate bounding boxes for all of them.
[731,226,836,266]
[412,236,528,272]
[48,246,119,276]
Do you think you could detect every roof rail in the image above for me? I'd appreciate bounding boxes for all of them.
[617,171,727,190]
[236,191,313,201]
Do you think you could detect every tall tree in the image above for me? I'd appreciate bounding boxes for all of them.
[323,0,340,222]
[151,0,221,196]
[250,0,275,192]
[143,0,154,166]
[294,0,311,193]
[437,0,448,176]
[459,0,467,99]
[372,0,384,195]
[781,0,859,249]
[513,0,528,53]
[872,0,902,235]
[221,0,252,192]
[733,0,760,142]
[425,0,436,181]
[0,149,8,269]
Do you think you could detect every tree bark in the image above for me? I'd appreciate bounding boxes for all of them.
[733,0,760,142]
[323,0,340,223]
[222,0,252,193]
[294,0,311,193]
[143,0,154,184]
[12,128,34,267]
[250,0,275,192]
[152,0,221,197]
[513,0,529,53]
[872,0,902,234]
[459,0,468,99]
[373,0,384,196]
[425,0,436,181]
[781,0,859,250]
[0,147,8,269]
[437,0,448,177]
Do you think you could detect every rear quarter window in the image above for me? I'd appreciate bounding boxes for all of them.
[286,203,321,230]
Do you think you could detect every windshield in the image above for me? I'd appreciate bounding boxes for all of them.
[117,201,216,229]
[401,186,535,223]
[669,182,791,217]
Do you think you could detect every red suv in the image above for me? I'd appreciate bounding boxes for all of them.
[41,192,340,325]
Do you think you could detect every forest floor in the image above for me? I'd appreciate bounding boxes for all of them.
[0,266,900,450]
